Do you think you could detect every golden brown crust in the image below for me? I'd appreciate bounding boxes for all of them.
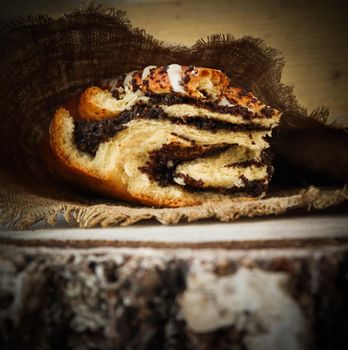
[78,87,116,121]
[49,108,204,207]
[223,87,281,119]
[103,65,281,122]
[132,193,201,208]
[142,67,172,94]
[135,65,230,99]
[132,193,253,208]
[183,66,229,99]
[49,108,139,204]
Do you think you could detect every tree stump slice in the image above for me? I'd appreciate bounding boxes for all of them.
[1,214,348,349]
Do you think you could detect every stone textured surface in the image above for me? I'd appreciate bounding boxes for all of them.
[1,245,348,349]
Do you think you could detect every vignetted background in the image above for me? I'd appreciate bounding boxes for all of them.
[0,4,348,349]
[1,0,348,126]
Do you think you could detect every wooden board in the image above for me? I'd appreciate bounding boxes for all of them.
[1,241,348,349]
[1,213,348,248]
[1,214,347,348]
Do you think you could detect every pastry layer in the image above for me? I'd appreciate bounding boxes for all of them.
[73,103,272,156]
[78,87,280,125]
[56,109,271,193]
[173,146,268,188]
[159,104,276,128]
[149,95,279,126]
[140,143,270,195]
[102,64,281,121]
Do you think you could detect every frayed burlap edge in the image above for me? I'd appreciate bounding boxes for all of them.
[0,3,347,230]
[1,185,347,230]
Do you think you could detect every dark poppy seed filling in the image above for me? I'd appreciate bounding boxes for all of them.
[139,143,230,186]
[139,142,272,196]
[147,93,255,119]
[178,174,268,197]
[74,119,126,156]
[146,93,276,119]
[73,103,270,156]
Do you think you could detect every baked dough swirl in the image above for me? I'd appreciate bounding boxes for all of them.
[49,64,281,207]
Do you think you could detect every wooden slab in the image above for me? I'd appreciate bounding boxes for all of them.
[1,214,347,348]
[1,241,348,349]
[1,213,348,248]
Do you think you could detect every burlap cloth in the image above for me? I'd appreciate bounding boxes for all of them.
[0,4,347,230]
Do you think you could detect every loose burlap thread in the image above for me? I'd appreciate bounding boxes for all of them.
[0,4,347,230]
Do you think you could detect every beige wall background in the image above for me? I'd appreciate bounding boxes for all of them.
[2,0,348,125]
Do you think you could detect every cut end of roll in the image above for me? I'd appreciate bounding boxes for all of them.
[49,64,281,207]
